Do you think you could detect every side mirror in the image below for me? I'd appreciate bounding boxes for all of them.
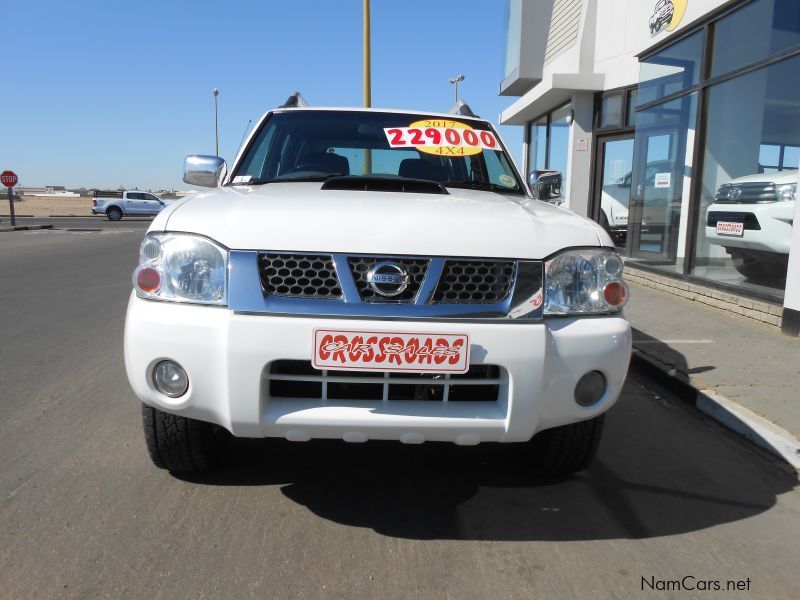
[183,155,226,188]
[529,170,563,202]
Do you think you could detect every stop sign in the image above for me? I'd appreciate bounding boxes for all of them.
[1,171,18,187]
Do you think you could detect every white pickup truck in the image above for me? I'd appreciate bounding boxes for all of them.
[92,190,168,221]
[705,169,795,282]
[124,99,632,476]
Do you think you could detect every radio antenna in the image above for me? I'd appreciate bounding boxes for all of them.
[237,119,253,152]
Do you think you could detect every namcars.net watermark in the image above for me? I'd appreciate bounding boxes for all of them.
[642,576,752,592]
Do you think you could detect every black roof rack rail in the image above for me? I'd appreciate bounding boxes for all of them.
[279,92,308,109]
[448,100,479,118]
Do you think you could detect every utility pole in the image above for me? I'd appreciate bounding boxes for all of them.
[213,88,219,157]
[363,0,372,174]
[449,75,465,104]
[363,0,371,108]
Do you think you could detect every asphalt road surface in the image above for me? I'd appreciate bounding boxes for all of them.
[1,221,798,598]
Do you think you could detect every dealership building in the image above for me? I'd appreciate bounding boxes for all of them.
[500,0,800,334]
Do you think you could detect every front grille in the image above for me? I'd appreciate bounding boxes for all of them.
[348,256,428,302]
[715,182,777,204]
[432,260,516,304]
[258,253,342,299]
[707,211,761,230]
[268,360,502,402]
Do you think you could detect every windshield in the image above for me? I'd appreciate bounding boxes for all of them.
[232,110,525,195]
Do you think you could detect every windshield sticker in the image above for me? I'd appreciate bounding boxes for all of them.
[232,175,252,184]
[384,119,499,157]
[498,174,516,187]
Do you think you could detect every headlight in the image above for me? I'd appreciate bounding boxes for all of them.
[544,248,628,315]
[776,183,796,202]
[133,233,228,305]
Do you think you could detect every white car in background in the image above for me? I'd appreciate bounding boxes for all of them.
[600,174,631,242]
[599,161,673,241]
[705,169,795,282]
[92,190,168,221]
[124,99,631,476]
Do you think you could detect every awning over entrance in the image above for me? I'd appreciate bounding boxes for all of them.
[499,73,605,125]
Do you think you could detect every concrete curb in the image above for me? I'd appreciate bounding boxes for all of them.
[1,214,101,218]
[0,224,54,233]
[631,349,800,470]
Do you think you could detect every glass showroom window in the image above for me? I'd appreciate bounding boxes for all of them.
[528,116,547,174]
[503,0,522,80]
[599,94,623,130]
[711,0,800,78]
[638,30,704,106]
[527,104,571,202]
[693,53,800,300]
[628,94,697,269]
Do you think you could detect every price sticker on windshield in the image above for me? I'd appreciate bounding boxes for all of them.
[384,119,499,157]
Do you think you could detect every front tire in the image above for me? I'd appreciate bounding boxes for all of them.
[142,404,223,472]
[106,206,123,221]
[521,415,605,476]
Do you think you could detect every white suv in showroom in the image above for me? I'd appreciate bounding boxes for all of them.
[124,99,631,476]
[705,169,795,282]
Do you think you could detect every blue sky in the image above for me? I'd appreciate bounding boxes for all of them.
[0,0,523,190]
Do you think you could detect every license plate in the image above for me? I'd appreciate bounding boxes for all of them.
[716,221,744,236]
[313,329,470,373]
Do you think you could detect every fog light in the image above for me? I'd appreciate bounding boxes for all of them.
[575,371,606,407]
[152,361,189,398]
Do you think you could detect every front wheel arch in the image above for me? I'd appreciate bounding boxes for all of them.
[106,206,123,221]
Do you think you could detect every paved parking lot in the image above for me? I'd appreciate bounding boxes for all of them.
[1,221,798,598]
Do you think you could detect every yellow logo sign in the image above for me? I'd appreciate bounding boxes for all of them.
[649,0,688,35]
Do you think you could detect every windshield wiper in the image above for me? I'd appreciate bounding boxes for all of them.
[446,180,524,195]
[238,173,347,185]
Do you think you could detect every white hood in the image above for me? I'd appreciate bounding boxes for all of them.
[154,183,605,259]
[727,169,798,185]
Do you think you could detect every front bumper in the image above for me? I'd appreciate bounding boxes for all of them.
[124,294,631,444]
[706,202,794,254]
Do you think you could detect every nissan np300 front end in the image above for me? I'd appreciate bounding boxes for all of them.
[124,105,631,475]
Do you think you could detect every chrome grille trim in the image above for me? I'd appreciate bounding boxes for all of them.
[228,251,545,321]
[715,182,778,204]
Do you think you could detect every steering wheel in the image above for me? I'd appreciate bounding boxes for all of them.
[285,162,330,175]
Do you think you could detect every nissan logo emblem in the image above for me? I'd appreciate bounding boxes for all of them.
[366,261,410,297]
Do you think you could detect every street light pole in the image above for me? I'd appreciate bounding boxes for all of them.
[213,88,219,157]
[363,0,372,173]
[449,74,465,103]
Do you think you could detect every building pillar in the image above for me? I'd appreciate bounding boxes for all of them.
[564,92,594,218]
[781,166,800,336]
